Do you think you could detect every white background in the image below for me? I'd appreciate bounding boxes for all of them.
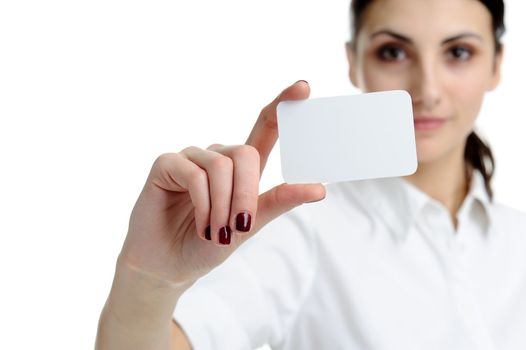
[0,1,524,348]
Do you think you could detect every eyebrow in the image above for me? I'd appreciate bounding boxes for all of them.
[370,29,484,45]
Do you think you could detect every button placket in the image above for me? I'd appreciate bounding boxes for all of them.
[446,214,496,350]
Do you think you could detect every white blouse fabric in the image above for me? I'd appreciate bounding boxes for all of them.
[174,170,526,350]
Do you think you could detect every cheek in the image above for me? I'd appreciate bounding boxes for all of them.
[359,61,412,92]
[444,66,489,125]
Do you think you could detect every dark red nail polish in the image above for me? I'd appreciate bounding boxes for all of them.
[205,226,211,240]
[218,226,231,245]
[236,212,252,232]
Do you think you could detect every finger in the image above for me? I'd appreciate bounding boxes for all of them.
[181,146,234,245]
[147,153,211,240]
[208,144,260,234]
[253,183,326,233]
[246,80,310,175]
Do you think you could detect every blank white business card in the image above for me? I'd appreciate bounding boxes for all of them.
[276,90,417,184]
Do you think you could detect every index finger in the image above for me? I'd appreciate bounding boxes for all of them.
[245,80,310,175]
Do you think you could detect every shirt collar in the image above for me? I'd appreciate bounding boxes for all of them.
[469,169,493,212]
[464,169,494,234]
[348,169,493,242]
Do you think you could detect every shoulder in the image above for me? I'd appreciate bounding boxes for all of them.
[485,200,526,252]
[490,200,526,231]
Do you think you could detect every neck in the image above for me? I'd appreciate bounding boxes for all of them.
[403,145,471,229]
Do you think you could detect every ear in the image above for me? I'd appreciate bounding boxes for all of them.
[345,41,359,87]
[488,46,504,91]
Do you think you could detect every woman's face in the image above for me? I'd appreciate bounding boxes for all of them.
[346,0,502,164]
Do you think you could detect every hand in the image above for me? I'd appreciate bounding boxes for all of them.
[118,80,326,285]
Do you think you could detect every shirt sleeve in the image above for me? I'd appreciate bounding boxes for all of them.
[173,209,318,350]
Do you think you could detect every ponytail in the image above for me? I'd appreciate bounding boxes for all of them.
[464,131,495,201]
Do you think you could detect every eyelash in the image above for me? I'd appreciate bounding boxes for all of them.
[375,44,474,63]
[376,45,407,62]
[446,46,473,61]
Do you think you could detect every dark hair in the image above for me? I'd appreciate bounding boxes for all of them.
[349,0,505,200]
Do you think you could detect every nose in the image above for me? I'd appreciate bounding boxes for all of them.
[410,58,442,111]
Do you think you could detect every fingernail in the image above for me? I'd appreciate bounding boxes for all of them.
[218,226,232,245]
[295,79,308,85]
[205,226,211,240]
[306,195,326,203]
[235,212,252,232]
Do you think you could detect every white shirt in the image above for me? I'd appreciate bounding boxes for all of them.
[174,170,526,350]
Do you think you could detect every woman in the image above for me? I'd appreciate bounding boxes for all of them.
[96,0,526,349]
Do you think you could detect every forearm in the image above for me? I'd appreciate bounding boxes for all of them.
[95,256,194,350]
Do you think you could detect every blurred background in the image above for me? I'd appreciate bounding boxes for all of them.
[0,0,524,348]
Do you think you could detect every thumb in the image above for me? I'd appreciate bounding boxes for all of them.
[252,183,326,232]
[245,80,311,175]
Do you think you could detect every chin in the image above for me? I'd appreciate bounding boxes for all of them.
[415,151,437,165]
[414,138,447,164]
[415,134,466,166]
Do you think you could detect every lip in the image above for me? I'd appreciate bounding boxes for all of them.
[413,116,448,131]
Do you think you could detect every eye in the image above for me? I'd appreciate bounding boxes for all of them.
[447,46,472,61]
[377,45,407,62]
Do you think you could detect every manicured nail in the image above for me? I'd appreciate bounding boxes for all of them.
[218,226,232,245]
[204,226,211,240]
[306,196,326,203]
[236,212,252,232]
[295,79,308,85]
